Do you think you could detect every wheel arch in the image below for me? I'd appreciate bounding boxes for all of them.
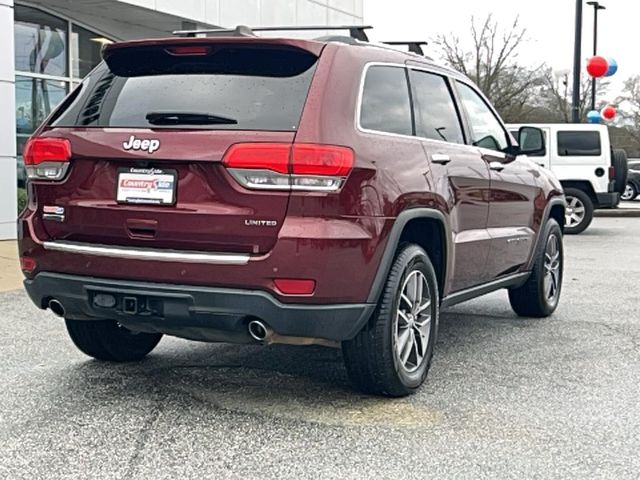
[629,176,640,191]
[560,180,598,206]
[366,209,451,304]
[526,196,566,270]
[549,202,566,232]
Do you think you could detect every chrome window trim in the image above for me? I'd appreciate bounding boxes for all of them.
[355,62,415,141]
[42,241,251,265]
[354,62,514,155]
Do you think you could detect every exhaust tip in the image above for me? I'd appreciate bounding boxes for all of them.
[248,320,269,342]
[48,299,65,318]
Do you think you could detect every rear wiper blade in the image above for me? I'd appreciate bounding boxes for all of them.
[145,112,238,125]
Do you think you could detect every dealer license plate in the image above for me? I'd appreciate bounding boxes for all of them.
[117,168,177,205]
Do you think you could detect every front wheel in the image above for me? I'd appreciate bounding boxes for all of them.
[621,182,638,201]
[65,319,162,362]
[342,244,439,397]
[563,188,594,235]
[509,218,564,317]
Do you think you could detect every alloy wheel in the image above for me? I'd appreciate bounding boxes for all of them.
[565,196,586,228]
[394,270,431,373]
[543,234,561,303]
[621,183,635,201]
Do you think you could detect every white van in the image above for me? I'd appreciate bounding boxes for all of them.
[507,124,627,234]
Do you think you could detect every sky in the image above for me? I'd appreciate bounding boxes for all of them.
[364,0,635,97]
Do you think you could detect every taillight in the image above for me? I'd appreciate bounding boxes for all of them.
[23,137,71,181]
[291,144,354,191]
[222,143,354,192]
[609,166,615,180]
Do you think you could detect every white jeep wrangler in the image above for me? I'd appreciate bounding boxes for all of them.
[508,124,628,234]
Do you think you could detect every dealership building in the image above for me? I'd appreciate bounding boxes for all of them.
[0,0,364,239]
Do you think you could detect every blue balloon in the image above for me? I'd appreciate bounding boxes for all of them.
[605,58,618,77]
[587,110,601,124]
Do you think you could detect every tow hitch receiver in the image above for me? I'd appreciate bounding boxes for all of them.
[122,297,139,314]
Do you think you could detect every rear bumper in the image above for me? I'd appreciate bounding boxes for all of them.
[24,273,375,342]
[596,192,620,209]
[19,212,391,305]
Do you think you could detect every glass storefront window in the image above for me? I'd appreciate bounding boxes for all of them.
[15,75,68,135]
[14,5,68,77]
[72,24,105,78]
[13,5,111,186]
[15,76,68,186]
[14,8,108,125]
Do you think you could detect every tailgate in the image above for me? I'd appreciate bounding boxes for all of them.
[32,40,321,254]
[36,128,295,254]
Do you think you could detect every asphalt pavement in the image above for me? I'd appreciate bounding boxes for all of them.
[1,217,639,479]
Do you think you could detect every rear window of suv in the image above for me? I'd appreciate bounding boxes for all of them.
[52,45,318,131]
[359,65,413,136]
[557,131,601,156]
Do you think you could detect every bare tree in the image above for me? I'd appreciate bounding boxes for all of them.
[614,76,640,152]
[435,15,542,121]
[618,76,640,126]
[537,68,603,123]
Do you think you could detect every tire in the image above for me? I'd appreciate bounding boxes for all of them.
[621,182,638,201]
[342,244,439,397]
[509,219,563,317]
[612,149,629,195]
[65,319,162,362]
[563,188,594,235]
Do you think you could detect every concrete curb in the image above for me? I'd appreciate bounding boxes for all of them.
[595,208,640,218]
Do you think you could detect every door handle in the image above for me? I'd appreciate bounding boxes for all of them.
[431,154,451,165]
[488,161,505,172]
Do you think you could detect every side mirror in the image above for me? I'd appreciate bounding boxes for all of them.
[516,126,546,156]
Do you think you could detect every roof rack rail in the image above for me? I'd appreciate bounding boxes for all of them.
[173,25,373,41]
[382,41,428,56]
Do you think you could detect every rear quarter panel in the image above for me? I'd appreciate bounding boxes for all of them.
[294,47,452,295]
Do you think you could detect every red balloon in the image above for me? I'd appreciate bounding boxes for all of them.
[587,56,609,78]
[601,105,616,121]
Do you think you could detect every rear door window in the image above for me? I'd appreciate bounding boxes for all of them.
[409,70,463,144]
[52,45,318,131]
[557,131,601,156]
[359,65,413,136]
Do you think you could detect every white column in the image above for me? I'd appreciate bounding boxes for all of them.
[0,0,16,240]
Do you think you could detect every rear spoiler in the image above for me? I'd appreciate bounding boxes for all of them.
[101,38,322,78]
[102,36,326,59]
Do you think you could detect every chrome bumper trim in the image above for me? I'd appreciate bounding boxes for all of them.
[42,241,250,265]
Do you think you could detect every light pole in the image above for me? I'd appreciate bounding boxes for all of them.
[587,1,606,111]
[571,0,583,123]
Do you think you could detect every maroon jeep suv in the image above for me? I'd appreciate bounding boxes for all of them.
[18,29,566,396]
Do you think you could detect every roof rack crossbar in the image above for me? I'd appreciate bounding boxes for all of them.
[173,25,372,41]
[382,41,428,56]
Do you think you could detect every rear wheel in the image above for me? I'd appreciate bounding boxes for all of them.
[509,219,563,317]
[65,319,162,362]
[621,182,638,201]
[563,188,594,235]
[342,244,439,397]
